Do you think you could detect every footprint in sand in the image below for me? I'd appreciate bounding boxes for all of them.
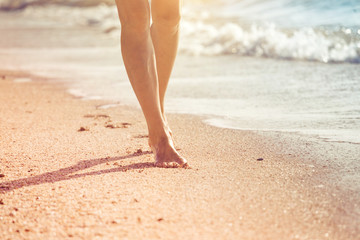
[105,122,132,129]
[83,114,132,129]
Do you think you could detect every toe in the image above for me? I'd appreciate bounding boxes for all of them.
[154,161,165,168]
[181,162,191,169]
[154,161,182,168]
[176,156,187,166]
[167,162,180,168]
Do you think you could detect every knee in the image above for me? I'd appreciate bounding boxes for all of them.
[152,8,181,28]
[120,11,151,32]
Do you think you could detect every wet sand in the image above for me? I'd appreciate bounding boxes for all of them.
[1,10,360,240]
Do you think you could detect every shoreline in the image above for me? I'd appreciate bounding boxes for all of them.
[1,70,359,239]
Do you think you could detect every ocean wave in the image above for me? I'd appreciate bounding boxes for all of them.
[9,3,360,64]
[179,20,360,63]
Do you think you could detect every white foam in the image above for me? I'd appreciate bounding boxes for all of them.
[67,88,86,98]
[97,103,119,109]
[204,118,360,144]
[82,95,103,100]
[179,20,360,63]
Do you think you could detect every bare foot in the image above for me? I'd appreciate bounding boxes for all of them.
[150,136,189,168]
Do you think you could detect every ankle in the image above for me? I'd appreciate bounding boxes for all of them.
[149,131,173,148]
[148,126,168,144]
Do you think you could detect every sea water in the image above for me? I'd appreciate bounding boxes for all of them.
[1,0,360,144]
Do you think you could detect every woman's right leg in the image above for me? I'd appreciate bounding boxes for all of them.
[115,0,187,168]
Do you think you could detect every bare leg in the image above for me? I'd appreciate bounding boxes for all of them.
[151,0,181,135]
[115,0,187,168]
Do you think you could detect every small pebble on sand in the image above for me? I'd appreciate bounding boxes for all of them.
[0,173,5,178]
[105,124,119,129]
[78,127,89,132]
[257,158,264,161]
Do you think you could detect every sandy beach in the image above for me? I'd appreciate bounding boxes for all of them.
[1,9,360,240]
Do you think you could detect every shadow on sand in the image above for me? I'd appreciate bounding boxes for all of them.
[0,151,153,193]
